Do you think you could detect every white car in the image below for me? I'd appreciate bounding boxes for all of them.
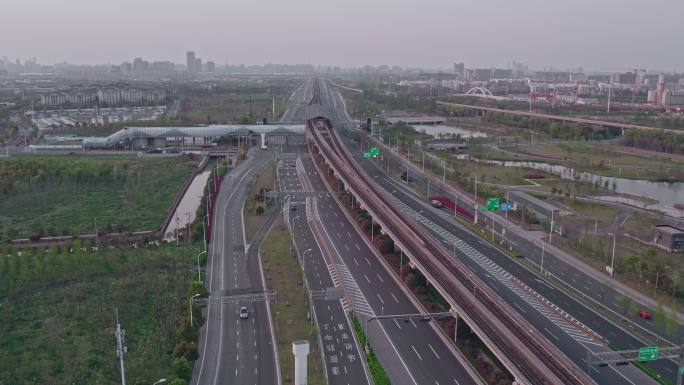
[239,306,249,319]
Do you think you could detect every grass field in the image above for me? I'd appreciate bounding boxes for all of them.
[0,242,201,385]
[260,218,326,385]
[509,143,684,181]
[180,93,276,124]
[0,155,196,240]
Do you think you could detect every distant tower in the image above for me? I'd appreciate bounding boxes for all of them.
[186,51,196,72]
[657,74,666,106]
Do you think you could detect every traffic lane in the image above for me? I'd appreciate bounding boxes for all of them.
[366,167,662,384]
[211,155,276,385]
[301,153,479,385]
[313,192,480,385]
[502,223,683,341]
[290,207,372,385]
[361,135,681,343]
[193,162,250,385]
[283,159,370,385]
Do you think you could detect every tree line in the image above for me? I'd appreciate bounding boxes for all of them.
[622,129,684,155]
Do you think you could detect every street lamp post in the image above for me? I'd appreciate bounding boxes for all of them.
[302,248,313,280]
[196,250,206,283]
[202,214,208,253]
[190,293,200,327]
[549,209,556,243]
[610,233,616,277]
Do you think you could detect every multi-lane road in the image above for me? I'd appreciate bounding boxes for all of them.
[293,146,483,385]
[190,151,278,385]
[317,77,677,383]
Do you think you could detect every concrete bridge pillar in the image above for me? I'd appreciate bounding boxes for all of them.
[260,133,267,149]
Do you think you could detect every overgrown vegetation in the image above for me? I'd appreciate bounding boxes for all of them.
[0,155,196,240]
[244,161,276,242]
[623,129,684,155]
[0,242,204,385]
[261,218,326,385]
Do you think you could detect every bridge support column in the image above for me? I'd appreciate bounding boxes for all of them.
[260,133,267,149]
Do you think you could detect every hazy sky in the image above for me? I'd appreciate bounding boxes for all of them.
[2,0,683,71]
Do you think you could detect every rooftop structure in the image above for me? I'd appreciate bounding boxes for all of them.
[653,225,684,253]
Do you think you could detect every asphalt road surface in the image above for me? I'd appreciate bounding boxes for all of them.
[344,136,664,385]
[191,150,278,385]
[290,145,483,385]
[278,153,371,385]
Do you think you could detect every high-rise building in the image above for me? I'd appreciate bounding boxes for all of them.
[453,62,465,79]
[133,58,148,73]
[206,61,215,73]
[186,51,196,72]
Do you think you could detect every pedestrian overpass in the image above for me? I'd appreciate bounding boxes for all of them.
[81,124,306,148]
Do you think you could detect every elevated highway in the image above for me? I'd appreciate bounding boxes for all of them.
[306,112,595,384]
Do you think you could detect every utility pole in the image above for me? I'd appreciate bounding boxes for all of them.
[406,144,410,185]
[549,209,555,243]
[474,177,479,225]
[115,309,127,385]
[94,217,99,252]
[610,233,616,277]
[677,338,683,385]
[607,76,613,113]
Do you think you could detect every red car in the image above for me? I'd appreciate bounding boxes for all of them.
[637,310,651,319]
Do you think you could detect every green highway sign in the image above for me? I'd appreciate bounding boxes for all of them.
[363,152,371,158]
[369,147,380,158]
[486,198,500,211]
[638,346,659,361]
[678,367,684,375]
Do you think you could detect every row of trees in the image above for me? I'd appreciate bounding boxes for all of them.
[484,112,622,141]
[622,129,684,155]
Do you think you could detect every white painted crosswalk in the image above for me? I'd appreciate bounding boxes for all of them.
[335,263,374,316]
[390,197,602,347]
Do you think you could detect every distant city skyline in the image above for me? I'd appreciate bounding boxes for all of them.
[2,0,683,72]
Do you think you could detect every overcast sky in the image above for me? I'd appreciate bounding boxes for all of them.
[2,0,682,71]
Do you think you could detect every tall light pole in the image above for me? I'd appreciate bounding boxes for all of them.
[115,308,127,385]
[196,250,206,283]
[202,214,208,253]
[540,241,545,274]
[548,209,555,243]
[190,293,200,327]
[610,233,617,277]
[302,248,313,280]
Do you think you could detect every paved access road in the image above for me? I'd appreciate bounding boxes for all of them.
[191,150,278,385]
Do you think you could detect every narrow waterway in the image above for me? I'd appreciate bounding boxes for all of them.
[455,155,684,215]
[164,170,211,241]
